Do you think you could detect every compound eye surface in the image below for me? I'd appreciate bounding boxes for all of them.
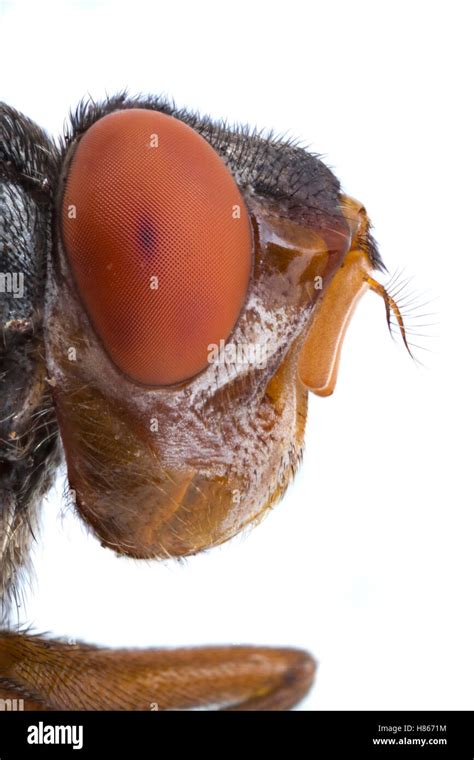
[61,108,253,386]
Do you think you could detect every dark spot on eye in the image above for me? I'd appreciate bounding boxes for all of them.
[136,215,156,255]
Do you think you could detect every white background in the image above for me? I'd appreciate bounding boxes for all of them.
[1,0,471,709]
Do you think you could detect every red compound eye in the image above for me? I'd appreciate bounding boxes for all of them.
[61,108,253,386]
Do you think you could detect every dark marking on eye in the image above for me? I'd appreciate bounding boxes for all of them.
[136,215,156,255]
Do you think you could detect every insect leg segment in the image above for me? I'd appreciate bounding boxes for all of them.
[0,632,315,711]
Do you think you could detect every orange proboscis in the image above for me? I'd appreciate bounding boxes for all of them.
[297,197,409,396]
